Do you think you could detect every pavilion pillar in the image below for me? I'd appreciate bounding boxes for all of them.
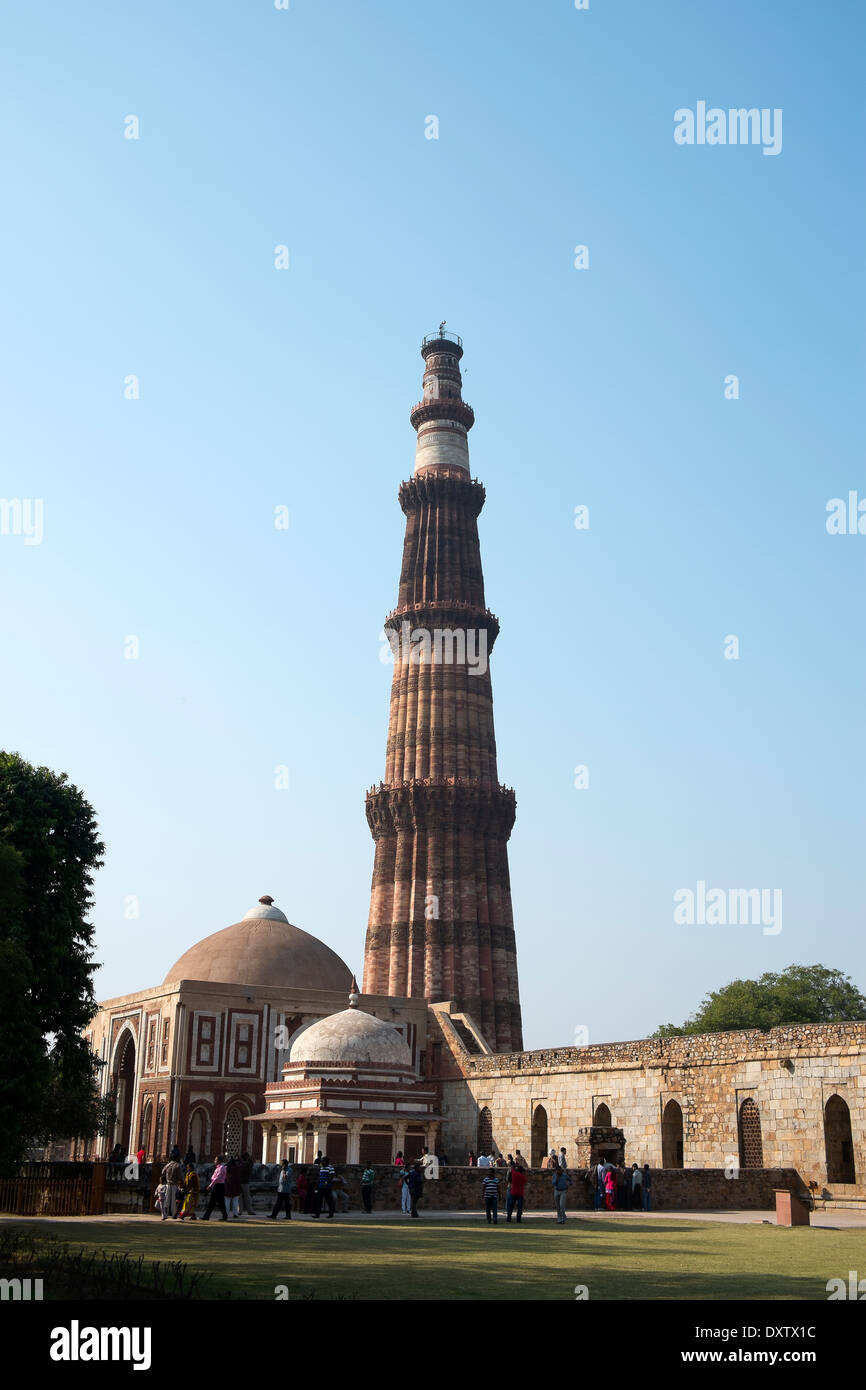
[347,1121,362,1165]
[394,1122,406,1162]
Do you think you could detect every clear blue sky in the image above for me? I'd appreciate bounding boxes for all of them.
[2,1,863,1048]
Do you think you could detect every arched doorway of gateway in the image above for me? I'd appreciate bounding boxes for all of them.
[477,1106,493,1157]
[139,1098,153,1160]
[187,1107,210,1163]
[593,1102,611,1127]
[531,1105,548,1167]
[824,1094,856,1183]
[111,1029,136,1156]
[661,1099,684,1168]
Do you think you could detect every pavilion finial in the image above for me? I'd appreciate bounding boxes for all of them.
[348,975,360,1008]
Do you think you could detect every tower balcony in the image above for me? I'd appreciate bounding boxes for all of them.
[421,330,463,358]
[409,398,475,431]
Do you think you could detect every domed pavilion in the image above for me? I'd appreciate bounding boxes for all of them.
[248,981,441,1165]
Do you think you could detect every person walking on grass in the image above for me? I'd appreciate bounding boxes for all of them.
[400,1164,412,1215]
[506,1159,526,1223]
[631,1162,643,1210]
[483,1168,500,1223]
[594,1160,605,1211]
[407,1161,424,1218]
[552,1164,571,1224]
[642,1164,652,1211]
[225,1157,242,1218]
[268,1158,293,1220]
[201,1155,228,1221]
[604,1164,616,1211]
[159,1156,182,1220]
[312,1157,335,1218]
[361,1162,375,1213]
[238,1151,254,1215]
[179,1162,199,1220]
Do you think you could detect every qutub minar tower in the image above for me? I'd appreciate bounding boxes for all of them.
[363,327,523,1053]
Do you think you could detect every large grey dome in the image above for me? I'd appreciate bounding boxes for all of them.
[163,897,352,992]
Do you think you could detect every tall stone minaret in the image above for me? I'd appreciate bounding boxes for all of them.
[363,328,522,1053]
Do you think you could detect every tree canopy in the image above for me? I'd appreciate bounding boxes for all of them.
[0,752,110,1173]
[654,964,866,1038]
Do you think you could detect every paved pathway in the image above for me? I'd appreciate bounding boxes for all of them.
[3,1208,865,1229]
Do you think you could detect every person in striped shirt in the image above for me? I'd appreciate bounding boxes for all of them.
[482,1171,500,1223]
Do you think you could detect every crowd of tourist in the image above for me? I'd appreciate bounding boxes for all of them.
[150,1142,653,1223]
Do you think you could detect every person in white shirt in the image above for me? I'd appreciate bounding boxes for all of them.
[477,1152,491,1168]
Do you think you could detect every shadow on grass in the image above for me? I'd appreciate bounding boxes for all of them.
[0,1216,850,1301]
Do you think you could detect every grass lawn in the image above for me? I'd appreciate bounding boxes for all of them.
[4,1216,859,1300]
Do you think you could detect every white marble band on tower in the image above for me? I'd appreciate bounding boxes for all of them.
[410,329,475,476]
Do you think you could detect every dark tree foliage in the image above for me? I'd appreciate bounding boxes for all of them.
[0,752,110,1174]
[654,964,866,1038]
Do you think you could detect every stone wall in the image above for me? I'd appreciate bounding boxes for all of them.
[435,1020,866,1191]
[102,1165,803,1215]
[327,1165,802,1213]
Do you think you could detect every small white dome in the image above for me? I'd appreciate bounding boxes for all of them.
[290,1007,413,1068]
[243,902,289,923]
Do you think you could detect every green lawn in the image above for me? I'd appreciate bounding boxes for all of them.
[3,1215,860,1300]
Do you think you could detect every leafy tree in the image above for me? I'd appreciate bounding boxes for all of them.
[654,965,866,1038]
[0,752,108,1173]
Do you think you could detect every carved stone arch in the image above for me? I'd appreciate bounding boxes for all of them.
[477,1106,493,1156]
[139,1097,154,1158]
[738,1097,763,1169]
[110,1026,138,1155]
[824,1094,856,1183]
[531,1105,548,1167]
[661,1099,684,1168]
[155,1099,166,1158]
[223,1096,252,1158]
[187,1105,211,1161]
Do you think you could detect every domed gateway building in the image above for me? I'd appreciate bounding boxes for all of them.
[81,897,429,1164]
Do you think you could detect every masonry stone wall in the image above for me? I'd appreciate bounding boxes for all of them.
[102,1164,802,1215]
[436,1022,866,1191]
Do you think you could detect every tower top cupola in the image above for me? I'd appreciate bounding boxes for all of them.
[410,325,475,476]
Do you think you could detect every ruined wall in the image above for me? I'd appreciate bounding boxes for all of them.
[437,1021,866,1190]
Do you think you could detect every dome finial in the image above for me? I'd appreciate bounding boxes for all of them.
[259,894,274,906]
[348,975,360,1008]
